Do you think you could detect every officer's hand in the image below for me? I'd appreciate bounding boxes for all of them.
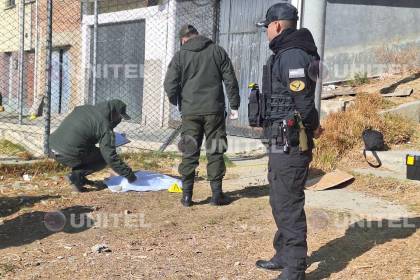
[230,110,239,120]
[126,172,137,183]
[314,126,324,139]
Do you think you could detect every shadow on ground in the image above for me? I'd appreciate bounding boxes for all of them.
[0,195,61,218]
[307,217,420,280]
[0,206,93,250]
[195,184,269,205]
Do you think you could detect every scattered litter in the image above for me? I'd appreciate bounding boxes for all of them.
[91,244,111,254]
[57,256,64,260]
[23,174,32,181]
[324,85,337,91]
[306,170,354,191]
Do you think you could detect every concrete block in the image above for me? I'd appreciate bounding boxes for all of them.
[321,100,347,119]
[381,100,420,123]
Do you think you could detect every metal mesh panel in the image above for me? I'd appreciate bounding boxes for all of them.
[0,0,223,157]
[0,0,46,155]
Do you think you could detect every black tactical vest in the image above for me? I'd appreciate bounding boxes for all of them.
[263,49,317,123]
[262,53,296,124]
[261,49,317,142]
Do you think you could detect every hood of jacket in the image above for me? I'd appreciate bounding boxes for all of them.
[269,28,320,59]
[181,35,213,52]
[95,99,125,129]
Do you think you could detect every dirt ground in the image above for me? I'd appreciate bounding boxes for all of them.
[1,71,419,280]
[0,156,419,280]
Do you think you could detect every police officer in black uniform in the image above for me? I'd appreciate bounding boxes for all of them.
[254,3,323,280]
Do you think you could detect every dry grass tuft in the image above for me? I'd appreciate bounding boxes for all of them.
[122,151,179,172]
[0,159,68,177]
[312,93,416,171]
[375,44,420,73]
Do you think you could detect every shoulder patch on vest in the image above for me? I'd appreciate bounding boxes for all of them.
[289,68,305,79]
[290,80,306,92]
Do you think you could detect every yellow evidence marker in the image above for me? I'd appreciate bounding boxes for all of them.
[168,183,182,193]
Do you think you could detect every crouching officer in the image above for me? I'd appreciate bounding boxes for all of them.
[50,99,137,192]
[164,25,240,207]
[252,3,323,280]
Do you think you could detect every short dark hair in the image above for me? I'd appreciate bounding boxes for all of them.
[279,20,297,30]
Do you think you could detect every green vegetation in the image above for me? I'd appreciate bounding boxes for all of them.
[347,72,369,87]
[0,139,29,157]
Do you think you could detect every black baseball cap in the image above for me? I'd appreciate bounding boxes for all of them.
[111,99,131,120]
[256,2,299,28]
[178,24,199,38]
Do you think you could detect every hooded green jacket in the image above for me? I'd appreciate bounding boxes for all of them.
[50,100,133,178]
[164,35,240,116]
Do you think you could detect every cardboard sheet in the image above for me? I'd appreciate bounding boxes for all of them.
[306,170,354,191]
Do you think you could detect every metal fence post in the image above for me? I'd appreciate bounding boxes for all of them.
[34,0,40,103]
[92,0,98,105]
[43,0,53,156]
[212,0,220,43]
[18,0,26,125]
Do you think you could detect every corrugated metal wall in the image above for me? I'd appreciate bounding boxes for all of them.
[219,0,291,137]
[90,20,146,122]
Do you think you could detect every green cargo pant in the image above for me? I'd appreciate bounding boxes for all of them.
[178,114,228,190]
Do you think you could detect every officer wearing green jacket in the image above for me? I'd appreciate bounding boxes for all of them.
[164,25,240,207]
[50,99,137,192]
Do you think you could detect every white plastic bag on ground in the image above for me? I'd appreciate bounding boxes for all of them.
[105,171,182,193]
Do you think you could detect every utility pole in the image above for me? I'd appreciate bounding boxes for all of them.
[302,0,327,117]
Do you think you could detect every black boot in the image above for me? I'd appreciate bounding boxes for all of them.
[67,172,88,193]
[256,259,284,271]
[181,178,194,207]
[210,181,232,206]
[181,191,193,207]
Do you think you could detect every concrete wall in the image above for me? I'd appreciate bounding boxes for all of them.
[0,0,83,115]
[82,0,216,128]
[0,122,44,156]
[310,0,420,82]
[0,0,33,53]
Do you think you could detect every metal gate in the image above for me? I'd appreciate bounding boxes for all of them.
[219,0,291,138]
[90,20,146,122]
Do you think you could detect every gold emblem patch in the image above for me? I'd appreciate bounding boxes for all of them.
[290,80,305,92]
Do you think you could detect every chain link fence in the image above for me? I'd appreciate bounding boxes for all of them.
[0,0,225,157]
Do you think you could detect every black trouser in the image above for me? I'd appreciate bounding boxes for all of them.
[53,147,107,186]
[268,145,312,280]
[178,114,227,191]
